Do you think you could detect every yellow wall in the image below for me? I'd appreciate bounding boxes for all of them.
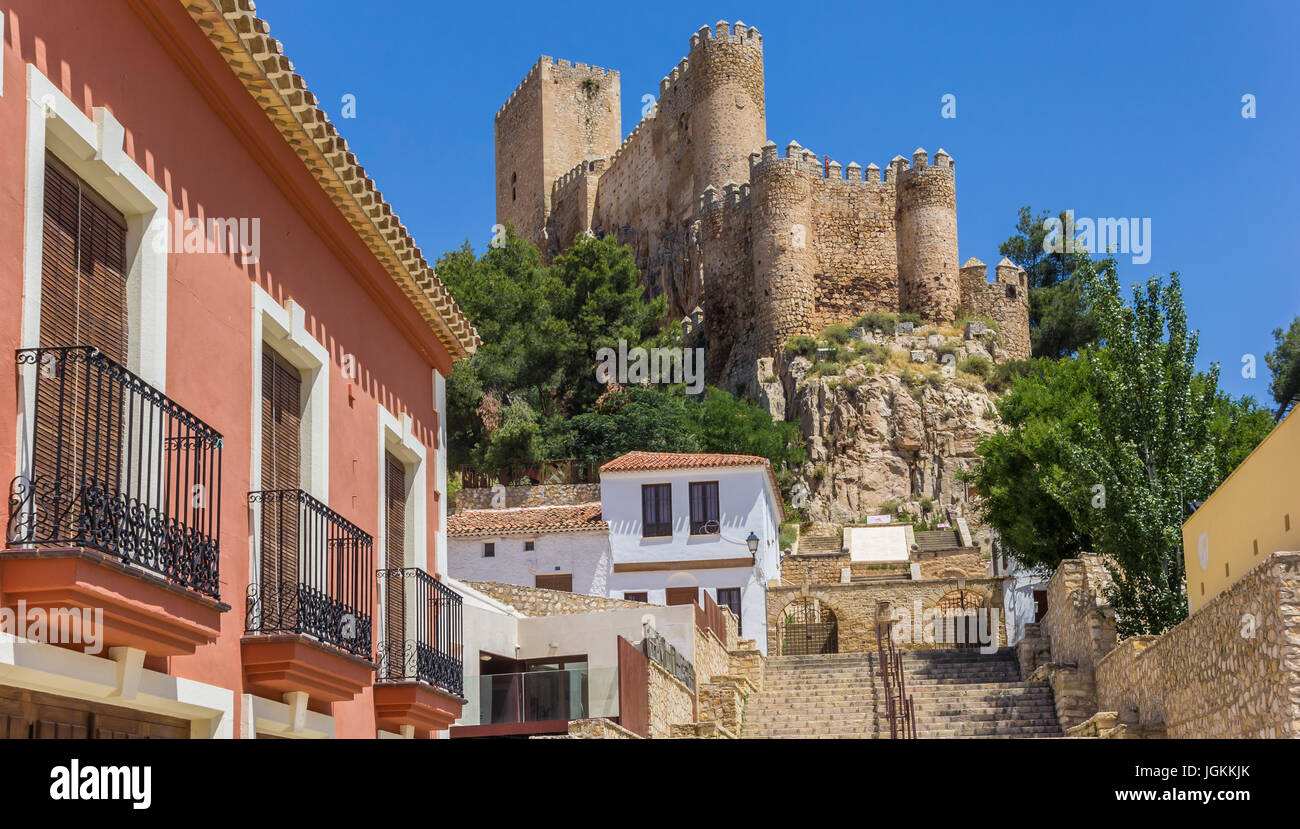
[1183,408,1299,613]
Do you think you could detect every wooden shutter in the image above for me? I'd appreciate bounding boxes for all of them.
[33,155,128,499]
[535,573,573,592]
[384,452,407,674]
[259,346,302,605]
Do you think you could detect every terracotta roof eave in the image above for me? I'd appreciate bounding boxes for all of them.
[183,0,481,359]
[448,523,610,539]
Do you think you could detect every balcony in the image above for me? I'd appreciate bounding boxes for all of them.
[242,488,375,702]
[373,568,465,734]
[451,665,619,738]
[2,346,227,656]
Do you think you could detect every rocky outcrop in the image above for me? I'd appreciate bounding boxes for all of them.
[770,328,1007,525]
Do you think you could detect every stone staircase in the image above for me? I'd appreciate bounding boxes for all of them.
[796,535,842,555]
[912,529,963,552]
[740,648,1061,739]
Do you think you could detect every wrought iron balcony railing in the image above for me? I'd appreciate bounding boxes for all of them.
[7,346,223,599]
[376,567,463,697]
[246,489,374,660]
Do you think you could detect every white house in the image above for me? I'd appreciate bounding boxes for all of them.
[599,452,784,653]
[448,452,785,653]
[446,503,612,595]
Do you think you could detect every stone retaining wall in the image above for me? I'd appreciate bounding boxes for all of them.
[453,483,602,512]
[648,661,695,738]
[461,581,647,616]
[1038,551,1300,738]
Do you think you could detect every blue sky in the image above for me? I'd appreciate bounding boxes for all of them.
[260,0,1298,401]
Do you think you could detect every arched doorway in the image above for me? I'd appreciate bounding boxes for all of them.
[780,597,838,655]
[934,590,988,649]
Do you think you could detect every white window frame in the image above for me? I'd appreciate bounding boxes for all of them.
[16,64,169,480]
[377,406,427,572]
[248,285,330,592]
[248,285,330,499]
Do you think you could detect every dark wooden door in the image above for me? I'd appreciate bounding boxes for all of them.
[665,586,698,606]
[717,587,742,635]
[0,688,188,739]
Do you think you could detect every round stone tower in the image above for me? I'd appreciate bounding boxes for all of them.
[895,148,960,324]
[687,21,766,200]
[751,140,815,355]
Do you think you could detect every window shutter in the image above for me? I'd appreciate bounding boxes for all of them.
[384,452,407,674]
[33,156,128,529]
[259,346,302,600]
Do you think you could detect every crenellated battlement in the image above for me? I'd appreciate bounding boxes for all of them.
[698,180,753,214]
[747,139,895,189]
[551,157,606,198]
[896,147,955,183]
[689,20,763,56]
[494,56,618,121]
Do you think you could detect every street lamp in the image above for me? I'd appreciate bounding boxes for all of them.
[746,532,759,556]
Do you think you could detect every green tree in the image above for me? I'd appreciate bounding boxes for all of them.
[968,266,1274,636]
[1064,270,1221,635]
[963,356,1097,571]
[437,231,666,466]
[1265,316,1300,420]
[438,231,804,503]
[999,206,1111,359]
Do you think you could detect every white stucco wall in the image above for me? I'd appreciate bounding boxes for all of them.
[447,530,612,596]
[600,464,781,653]
[451,576,697,726]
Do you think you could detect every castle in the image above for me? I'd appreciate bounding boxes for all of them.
[495,21,1030,395]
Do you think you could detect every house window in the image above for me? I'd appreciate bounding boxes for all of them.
[689,481,720,534]
[483,542,495,558]
[641,484,672,537]
[624,591,648,603]
[717,587,742,635]
[536,573,572,592]
[524,541,535,552]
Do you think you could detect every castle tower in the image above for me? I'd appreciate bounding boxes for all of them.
[959,256,988,305]
[686,21,766,203]
[896,148,960,323]
[751,141,815,355]
[994,256,1031,360]
[494,57,621,252]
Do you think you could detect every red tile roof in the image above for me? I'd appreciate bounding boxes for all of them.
[599,452,770,473]
[600,452,786,521]
[447,503,607,537]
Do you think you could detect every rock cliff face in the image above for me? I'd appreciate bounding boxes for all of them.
[760,327,1009,526]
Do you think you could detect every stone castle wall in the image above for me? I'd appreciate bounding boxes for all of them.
[496,21,1031,396]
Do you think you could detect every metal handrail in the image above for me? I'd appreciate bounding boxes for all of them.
[246,488,374,660]
[876,620,916,739]
[376,567,464,696]
[8,346,223,598]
